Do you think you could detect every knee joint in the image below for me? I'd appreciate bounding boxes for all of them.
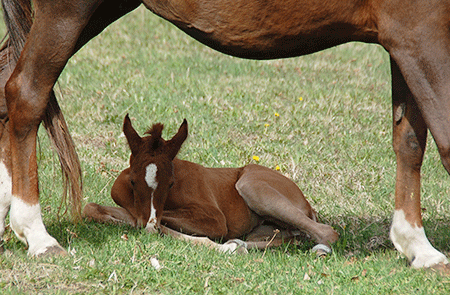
[5,73,49,123]
[393,130,425,168]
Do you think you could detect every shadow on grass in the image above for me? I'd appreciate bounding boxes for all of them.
[42,214,450,259]
[326,215,450,258]
[46,219,140,250]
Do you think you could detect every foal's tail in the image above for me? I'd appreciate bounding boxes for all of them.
[1,0,83,220]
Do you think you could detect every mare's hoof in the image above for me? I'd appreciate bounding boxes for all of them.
[428,262,450,276]
[34,245,68,258]
[311,244,332,257]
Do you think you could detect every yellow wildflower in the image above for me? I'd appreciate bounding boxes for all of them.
[298,96,303,101]
[275,165,280,171]
[264,123,270,127]
[252,156,260,162]
[274,112,280,117]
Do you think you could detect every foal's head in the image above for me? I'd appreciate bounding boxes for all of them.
[122,115,187,230]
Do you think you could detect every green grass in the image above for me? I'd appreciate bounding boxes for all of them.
[1,6,450,294]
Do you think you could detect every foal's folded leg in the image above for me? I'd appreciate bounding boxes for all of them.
[159,224,248,254]
[83,203,137,227]
[159,207,249,254]
[236,169,338,253]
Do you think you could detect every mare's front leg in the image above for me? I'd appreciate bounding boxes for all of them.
[388,59,449,268]
[379,4,450,268]
[5,1,100,256]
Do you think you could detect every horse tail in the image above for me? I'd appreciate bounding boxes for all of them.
[43,94,83,221]
[1,0,32,59]
[2,0,83,221]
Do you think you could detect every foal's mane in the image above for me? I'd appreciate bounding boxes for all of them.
[144,123,165,150]
[145,123,164,139]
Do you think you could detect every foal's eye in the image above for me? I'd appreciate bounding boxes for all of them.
[130,180,135,187]
[169,182,174,189]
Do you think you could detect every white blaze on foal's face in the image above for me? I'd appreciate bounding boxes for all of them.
[145,163,158,190]
[144,163,158,232]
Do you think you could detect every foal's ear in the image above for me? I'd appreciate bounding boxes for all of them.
[166,119,188,160]
[123,114,143,155]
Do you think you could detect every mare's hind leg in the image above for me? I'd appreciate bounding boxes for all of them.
[379,4,450,268]
[235,165,338,252]
[0,47,13,253]
[5,1,103,256]
[4,1,140,256]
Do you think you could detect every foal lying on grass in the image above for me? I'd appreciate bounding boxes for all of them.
[84,115,338,254]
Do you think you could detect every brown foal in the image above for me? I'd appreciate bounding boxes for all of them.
[83,115,339,254]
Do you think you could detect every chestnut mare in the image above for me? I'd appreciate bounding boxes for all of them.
[0,0,449,268]
[83,116,339,254]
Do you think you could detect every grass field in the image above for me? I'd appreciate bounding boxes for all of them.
[1,6,450,294]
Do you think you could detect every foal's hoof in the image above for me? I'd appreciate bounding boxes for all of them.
[311,244,332,257]
[222,239,248,254]
[33,245,68,258]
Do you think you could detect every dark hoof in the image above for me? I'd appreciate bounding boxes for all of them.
[35,245,68,258]
[428,262,450,276]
